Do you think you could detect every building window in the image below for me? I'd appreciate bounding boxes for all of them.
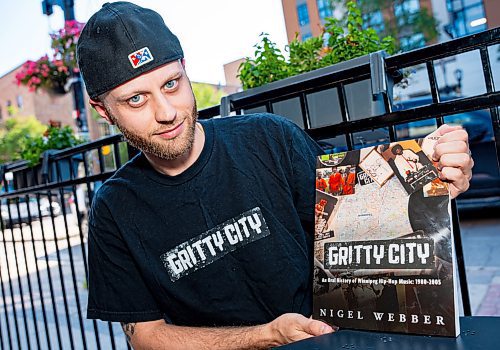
[446,0,486,38]
[98,120,111,137]
[317,0,332,20]
[362,10,385,34]
[394,0,420,26]
[302,32,313,41]
[399,32,425,51]
[297,3,310,26]
[16,95,23,109]
[6,100,13,116]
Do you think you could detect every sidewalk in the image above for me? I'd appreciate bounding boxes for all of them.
[461,216,500,316]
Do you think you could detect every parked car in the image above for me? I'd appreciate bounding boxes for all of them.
[1,197,61,229]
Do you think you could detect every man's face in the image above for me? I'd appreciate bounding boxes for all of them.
[95,60,197,160]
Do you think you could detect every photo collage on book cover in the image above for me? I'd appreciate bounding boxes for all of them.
[314,137,449,241]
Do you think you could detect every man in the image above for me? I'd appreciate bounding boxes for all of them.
[328,170,342,195]
[391,143,424,180]
[316,174,327,192]
[77,2,473,349]
[341,168,355,195]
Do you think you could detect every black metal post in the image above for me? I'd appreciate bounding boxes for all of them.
[42,0,89,137]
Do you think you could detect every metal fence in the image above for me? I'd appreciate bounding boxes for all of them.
[0,135,135,349]
[0,27,499,349]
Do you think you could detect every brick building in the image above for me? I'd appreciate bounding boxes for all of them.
[0,64,100,140]
[281,0,500,45]
[279,0,500,99]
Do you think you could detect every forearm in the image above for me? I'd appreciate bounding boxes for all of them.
[125,320,278,350]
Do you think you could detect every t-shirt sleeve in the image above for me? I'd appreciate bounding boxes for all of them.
[86,191,164,323]
[285,120,324,223]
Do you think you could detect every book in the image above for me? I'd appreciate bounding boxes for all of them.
[312,136,460,337]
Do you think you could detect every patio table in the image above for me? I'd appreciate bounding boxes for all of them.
[275,316,499,349]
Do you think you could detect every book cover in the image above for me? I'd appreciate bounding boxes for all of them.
[312,136,460,337]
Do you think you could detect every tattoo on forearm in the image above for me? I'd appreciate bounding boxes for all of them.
[121,322,136,342]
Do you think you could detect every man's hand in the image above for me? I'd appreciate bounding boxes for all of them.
[265,313,336,346]
[430,124,474,199]
[122,313,337,349]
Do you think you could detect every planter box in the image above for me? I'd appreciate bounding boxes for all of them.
[41,150,82,185]
[12,162,42,190]
[10,152,82,191]
[221,51,402,128]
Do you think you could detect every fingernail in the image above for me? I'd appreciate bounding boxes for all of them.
[332,325,339,332]
[321,325,333,333]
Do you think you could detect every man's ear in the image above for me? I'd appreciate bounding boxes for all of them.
[89,98,114,125]
[180,58,186,69]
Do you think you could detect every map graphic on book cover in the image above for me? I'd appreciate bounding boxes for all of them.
[312,136,460,337]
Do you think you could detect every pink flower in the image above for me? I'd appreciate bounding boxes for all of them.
[17,20,85,93]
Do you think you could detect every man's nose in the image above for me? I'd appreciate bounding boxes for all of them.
[154,94,177,123]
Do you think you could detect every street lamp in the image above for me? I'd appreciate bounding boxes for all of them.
[41,0,89,139]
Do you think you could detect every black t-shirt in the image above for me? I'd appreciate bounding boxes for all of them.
[86,113,323,326]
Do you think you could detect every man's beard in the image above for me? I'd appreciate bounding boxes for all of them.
[108,103,198,160]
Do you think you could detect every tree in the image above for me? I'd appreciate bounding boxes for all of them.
[0,116,47,163]
[192,82,226,110]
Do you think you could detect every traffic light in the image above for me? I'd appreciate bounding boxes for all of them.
[41,0,53,16]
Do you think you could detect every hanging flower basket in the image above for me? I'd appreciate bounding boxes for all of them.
[15,20,85,94]
[49,81,68,95]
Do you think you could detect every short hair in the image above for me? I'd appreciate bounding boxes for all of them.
[391,144,404,155]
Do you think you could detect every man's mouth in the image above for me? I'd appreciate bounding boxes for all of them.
[154,120,185,140]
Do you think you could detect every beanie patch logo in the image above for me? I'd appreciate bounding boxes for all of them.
[128,47,154,69]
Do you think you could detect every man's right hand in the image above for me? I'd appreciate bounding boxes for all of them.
[123,313,336,349]
[265,313,336,346]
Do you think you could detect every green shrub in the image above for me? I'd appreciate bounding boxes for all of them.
[21,126,83,166]
[238,1,396,89]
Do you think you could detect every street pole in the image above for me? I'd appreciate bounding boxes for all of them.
[42,0,89,139]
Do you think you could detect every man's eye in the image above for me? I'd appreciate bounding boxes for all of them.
[128,95,144,106]
[164,80,178,89]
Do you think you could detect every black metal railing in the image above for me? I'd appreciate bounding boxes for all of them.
[0,27,498,349]
[0,135,133,350]
[217,28,499,164]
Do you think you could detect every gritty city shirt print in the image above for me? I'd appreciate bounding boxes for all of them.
[160,207,270,282]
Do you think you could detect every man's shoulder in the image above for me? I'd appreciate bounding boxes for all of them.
[205,113,304,142]
[92,153,144,203]
[209,113,297,130]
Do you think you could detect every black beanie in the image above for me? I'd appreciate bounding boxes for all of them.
[76,1,184,99]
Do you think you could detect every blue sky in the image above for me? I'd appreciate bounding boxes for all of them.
[0,0,288,85]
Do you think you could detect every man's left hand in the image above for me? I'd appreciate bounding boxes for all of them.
[431,124,474,199]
